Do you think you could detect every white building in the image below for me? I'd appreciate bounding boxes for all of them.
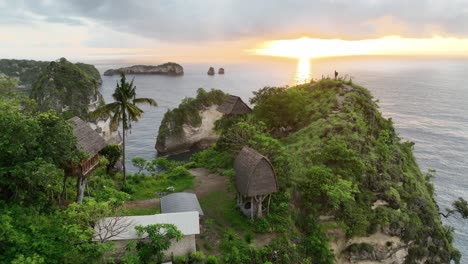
[94,211,199,259]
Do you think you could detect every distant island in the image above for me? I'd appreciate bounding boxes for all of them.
[104,62,184,76]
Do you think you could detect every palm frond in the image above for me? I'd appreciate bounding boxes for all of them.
[90,102,121,119]
[133,97,157,106]
[110,107,122,130]
[127,104,144,122]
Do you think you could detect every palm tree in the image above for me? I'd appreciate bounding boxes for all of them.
[92,73,157,186]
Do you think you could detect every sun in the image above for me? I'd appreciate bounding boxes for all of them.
[254,37,359,59]
[253,36,468,59]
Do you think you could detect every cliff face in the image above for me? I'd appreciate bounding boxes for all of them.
[156,105,222,154]
[28,58,120,143]
[155,88,227,155]
[104,62,183,76]
[30,58,102,119]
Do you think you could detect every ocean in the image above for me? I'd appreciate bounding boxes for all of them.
[95,57,468,258]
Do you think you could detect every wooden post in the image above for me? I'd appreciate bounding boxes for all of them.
[267,194,272,214]
[250,197,253,220]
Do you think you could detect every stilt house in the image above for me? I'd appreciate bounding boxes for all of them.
[233,146,278,219]
[69,116,107,176]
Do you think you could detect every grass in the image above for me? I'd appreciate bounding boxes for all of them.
[126,175,195,200]
[122,207,160,216]
[197,191,257,254]
[200,191,253,233]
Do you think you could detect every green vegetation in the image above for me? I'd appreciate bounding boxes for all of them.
[0,74,18,94]
[0,59,49,89]
[92,73,157,185]
[123,207,160,216]
[0,64,462,263]
[189,78,460,263]
[30,57,102,118]
[156,88,227,146]
[127,224,183,263]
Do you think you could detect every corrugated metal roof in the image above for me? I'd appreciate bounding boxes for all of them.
[160,192,204,216]
[94,211,199,241]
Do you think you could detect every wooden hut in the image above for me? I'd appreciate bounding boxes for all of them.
[216,95,252,115]
[233,146,277,219]
[68,116,107,202]
[69,116,107,175]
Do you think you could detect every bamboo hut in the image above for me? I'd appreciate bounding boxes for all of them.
[216,95,252,115]
[233,146,277,219]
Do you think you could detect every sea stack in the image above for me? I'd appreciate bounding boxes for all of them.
[218,68,225,74]
[207,67,215,75]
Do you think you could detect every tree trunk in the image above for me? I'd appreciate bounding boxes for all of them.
[122,121,126,187]
[61,174,68,202]
[76,174,86,204]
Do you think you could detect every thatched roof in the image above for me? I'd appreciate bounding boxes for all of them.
[234,146,277,196]
[160,192,204,216]
[69,116,107,156]
[217,95,252,115]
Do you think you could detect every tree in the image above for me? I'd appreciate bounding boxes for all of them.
[91,73,157,186]
[134,224,182,263]
[100,144,122,173]
[441,197,468,219]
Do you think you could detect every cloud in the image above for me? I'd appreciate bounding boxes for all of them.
[2,0,468,43]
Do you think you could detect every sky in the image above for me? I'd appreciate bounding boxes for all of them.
[1,0,468,63]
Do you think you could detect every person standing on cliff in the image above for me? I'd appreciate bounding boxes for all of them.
[334,70,339,80]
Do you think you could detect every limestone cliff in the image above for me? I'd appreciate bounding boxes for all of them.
[30,58,102,118]
[104,62,183,76]
[157,105,222,154]
[155,88,227,155]
[29,57,120,144]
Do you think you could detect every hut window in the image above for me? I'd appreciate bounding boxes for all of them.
[244,202,251,210]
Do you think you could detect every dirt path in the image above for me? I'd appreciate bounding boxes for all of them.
[123,168,228,210]
[186,168,229,197]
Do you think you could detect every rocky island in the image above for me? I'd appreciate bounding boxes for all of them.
[207,67,215,75]
[155,88,227,155]
[103,62,183,76]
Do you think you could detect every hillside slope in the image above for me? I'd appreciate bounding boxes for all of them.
[193,78,460,263]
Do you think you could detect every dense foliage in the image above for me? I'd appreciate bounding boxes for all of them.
[30,57,102,118]
[190,78,460,263]
[0,59,49,89]
[0,94,115,262]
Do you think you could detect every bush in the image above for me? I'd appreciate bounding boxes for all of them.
[99,144,122,173]
[167,166,192,180]
[190,148,234,171]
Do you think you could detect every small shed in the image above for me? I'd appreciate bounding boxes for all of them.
[161,192,204,217]
[216,95,252,115]
[69,116,107,176]
[233,146,278,218]
[94,211,200,259]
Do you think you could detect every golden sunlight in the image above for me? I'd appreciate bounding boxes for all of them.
[294,57,311,84]
[253,36,468,59]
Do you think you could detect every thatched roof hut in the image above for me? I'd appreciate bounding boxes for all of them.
[216,95,252,115]
[69,116,107,156]
[234,146,277,197]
